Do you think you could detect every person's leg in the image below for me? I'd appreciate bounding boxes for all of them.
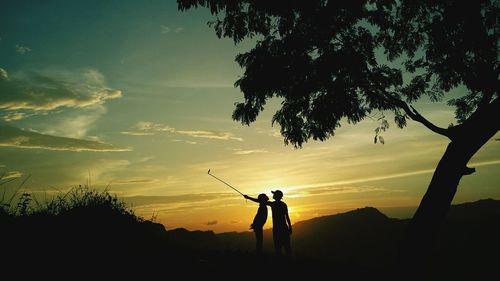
[283,233,291,257]
[273,231,282,256]
[255,228,263,255]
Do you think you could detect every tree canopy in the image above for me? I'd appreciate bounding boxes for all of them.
[178,0,498,147]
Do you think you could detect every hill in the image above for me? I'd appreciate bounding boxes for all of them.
[166,199,500,277]
[2,190,499,278]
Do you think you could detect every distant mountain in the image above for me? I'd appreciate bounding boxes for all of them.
[432,199,500,278]
[165,199,500,276]
[208,206,407,269]
[166,228,221,250]
[291,207,406,268]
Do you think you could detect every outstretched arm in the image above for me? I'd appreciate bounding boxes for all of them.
[243,194,259,203]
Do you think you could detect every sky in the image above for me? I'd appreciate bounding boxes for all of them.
[1,0,499,233]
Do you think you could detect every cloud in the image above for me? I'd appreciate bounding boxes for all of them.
[112,178,158,185]
[15,44,32,54]
[160,25,171,34]
[136,121,175,132]
[2,112,28,121]
[121,131,155,136]
[256,127,282,138]
[0,125,130,152]
[41,105,108,139]
[160,26,183,34]
[233,149,267,155]
[469,159,500,167]
[0,67,122,118]
[176,130,243,141]
[2,170,23,180]
[122,193,236,206]
[0,68,7,79]
[171,139,197,145]
[123,121,243,142]
[160,81,234,89]
[289,186,393,198]
[205,220,218,226]
[284,159,500,198]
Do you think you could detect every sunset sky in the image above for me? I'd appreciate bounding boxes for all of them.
[1,0,499,233]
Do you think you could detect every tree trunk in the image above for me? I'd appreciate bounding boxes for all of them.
[400,99,499,275]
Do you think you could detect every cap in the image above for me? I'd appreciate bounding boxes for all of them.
[271,190,283,198]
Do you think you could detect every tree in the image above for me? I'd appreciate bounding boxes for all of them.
[178,0,499,269]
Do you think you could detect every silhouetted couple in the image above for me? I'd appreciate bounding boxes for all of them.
[243,190,292,257]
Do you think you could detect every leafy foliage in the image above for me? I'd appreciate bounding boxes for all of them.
[179,0,499,146]
[374,115,389,144]
[0,185,138,221]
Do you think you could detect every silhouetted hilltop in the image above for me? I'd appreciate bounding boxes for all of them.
[166,227,221,250]
[203,206,405,271]
[201,199,499,276]
[444,198,500,221]
[431,199,500,279]
[291,207,405,268]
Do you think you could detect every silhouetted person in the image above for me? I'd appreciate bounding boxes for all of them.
[245,189,292,257]
[243,193,269,255]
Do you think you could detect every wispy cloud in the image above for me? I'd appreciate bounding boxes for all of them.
[15,44,31,54]
[287,186,395,199]
[2,170,23,180]
[136,121,174,132]
[176,130,243,141]
[45,105,108,139]
[171,139,197,145]
[112,178,158,185]
[2,112,29,121]
[121,131,155,136]
[233,149,267,155]
[284,159,500,196]
[160,25,171,34]
[286,170,437,192]
[122,193,236,206]
[160,25,183,34]
[256,127,282,138]
[122,121,243,142]
[160,81,234,89]
[469,159,500,167]
[0,68,122,119]
[0,125,130,152]
[205,220,218,226]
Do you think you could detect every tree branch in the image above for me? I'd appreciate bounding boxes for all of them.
[477,90,494,112]
[395,99,452,140]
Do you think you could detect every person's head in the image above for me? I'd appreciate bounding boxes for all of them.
[271,190,283,200]
[257,193,269,204]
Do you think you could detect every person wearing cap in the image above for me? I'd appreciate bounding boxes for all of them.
[244,189,292,257]
[243,193,269,255]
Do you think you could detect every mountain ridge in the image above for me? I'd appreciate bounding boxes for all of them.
[165,198,500,275]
